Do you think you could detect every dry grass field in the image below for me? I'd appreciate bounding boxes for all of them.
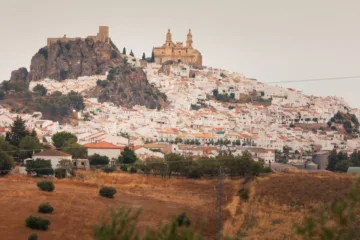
[222,171,357,240]
[0,170,357,240]
[0,171,239,240]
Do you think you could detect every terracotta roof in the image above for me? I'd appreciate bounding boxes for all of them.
[33,149,71,157]
[84,141,122,149]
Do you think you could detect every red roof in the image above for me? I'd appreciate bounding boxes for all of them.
[84,141,122,149]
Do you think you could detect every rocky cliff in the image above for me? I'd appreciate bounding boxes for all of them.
[8,39,166,109]
[88,62,166,109]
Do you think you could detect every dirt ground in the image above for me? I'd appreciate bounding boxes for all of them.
[0,171,239,240]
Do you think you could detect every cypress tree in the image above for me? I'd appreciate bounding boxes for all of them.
[142,52,146,60]
[130,50,134,57]
[122,47,126,55]
[151,50,155,63]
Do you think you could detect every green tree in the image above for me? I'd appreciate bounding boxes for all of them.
[0,150,15,176]
[6,116,30,147]
[67,91,85,111]
[151,50,155,63]
[334,160,352,172]
[19,136,41,159]
[33,84,47,96]
[142,52,146,60]
[350,150,360,166]
[165,153,184,177]
[129,50,134,57]
[119,147,137,164]
[122,47,126,55]
[56,159,75,177]
[62,141,87,159]
[326,149,339,171]
[0,89,5,100]
[52,132,77,149]
[26,159,54,176]
[89,154,109,166]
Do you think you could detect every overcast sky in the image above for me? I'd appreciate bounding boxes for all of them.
[1,0,359,106]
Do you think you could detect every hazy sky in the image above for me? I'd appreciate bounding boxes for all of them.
[1,0,359,106]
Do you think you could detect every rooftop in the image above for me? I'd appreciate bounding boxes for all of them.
[33,149,71,157]
[84,141,123,149]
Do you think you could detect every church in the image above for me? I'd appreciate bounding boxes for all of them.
[153,29,202,67]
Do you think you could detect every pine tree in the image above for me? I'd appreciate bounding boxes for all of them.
[7,116,30,147]
[142,52,146,60]
[122,47,126,55]
[151,50,155,63]
[130,50,134,57]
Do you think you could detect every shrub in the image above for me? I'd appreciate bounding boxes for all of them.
[99,186,117,198]
[187,167,202,179]
[38,203,54,214]
[238,188,250,201]
[262,167,272,173]
[37,180,55,192]
[26,159,54,176]
[26,215,50,230]
[176,212,191,227]
[120,165,128,172]
[88,154,110,166]
[55,168,67,179]
[28,233,38,240]
[103,166,115,173]
[129,167,137,174]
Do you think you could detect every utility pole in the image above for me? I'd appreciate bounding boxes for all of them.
[216,166,223,240]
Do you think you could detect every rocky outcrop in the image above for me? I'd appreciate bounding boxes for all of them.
[10,67,29,85]
[27,38,123,81]
[158,60,176,76]
[88,63,166,109]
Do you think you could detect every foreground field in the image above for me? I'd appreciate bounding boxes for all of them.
[223,171,357,240]
[0,171,238,240]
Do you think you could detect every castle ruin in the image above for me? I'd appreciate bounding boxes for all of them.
[47,26,109,48]
[153,29,202,67]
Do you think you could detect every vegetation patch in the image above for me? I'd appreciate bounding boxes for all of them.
[37,180,55,192]
[26,215,51,230]
[38,203,54,214]
[99,186,117,198]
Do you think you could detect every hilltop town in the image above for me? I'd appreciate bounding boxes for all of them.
[1,26,360,170]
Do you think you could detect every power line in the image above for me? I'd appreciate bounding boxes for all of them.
[265,75,360,84]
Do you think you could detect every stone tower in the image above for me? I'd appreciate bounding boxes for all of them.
[186,29,193,49]
[166,29,172,46]
[98,26,109,42]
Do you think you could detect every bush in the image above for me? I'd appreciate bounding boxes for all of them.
[187,167,202,179]
[120,165,128,172]
[54,168,67,179]
[129,167,137,174]
[37,180,55,192]
[26,215,50,230]
[103,166,115,173]
[89,154,110,166]
[176,212,191,227]
[28,233,38,240]
[262,167,272,173]
[99,186,117,198]
[238,188,250,201]
[38,203,54,214]
[26,159,54,176]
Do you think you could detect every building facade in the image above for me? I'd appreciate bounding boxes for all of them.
[153,29,202,67]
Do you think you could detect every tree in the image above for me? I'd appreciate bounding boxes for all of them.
[33,84,47,96]
[350,150,360,166]
[56,159,75,177]
[122,47,126,55]
[62,141,87,159]
[0,150,15,176]
[26,159,54,176]
[6,116,30,147]
[327,149,339,171]
[88,154,109,166]
[119,147,137,164]
[19,136,41,159]
[0,89,5,100]
[165,153,184,177]
[334,160,352,172]
[212,89,219,96]
[67,91,85,111]
[142,52,146,60]
[129,50,134,57]
[52,132,77,149]
[151,50,155,63]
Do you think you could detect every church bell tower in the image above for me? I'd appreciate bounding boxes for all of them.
[186,29,193,49]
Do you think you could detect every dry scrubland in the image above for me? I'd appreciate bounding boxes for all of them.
[0,171,357,240]
[223,171,356,240]
[0,171,238,240]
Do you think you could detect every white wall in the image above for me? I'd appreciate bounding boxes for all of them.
[87,148,121,160]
